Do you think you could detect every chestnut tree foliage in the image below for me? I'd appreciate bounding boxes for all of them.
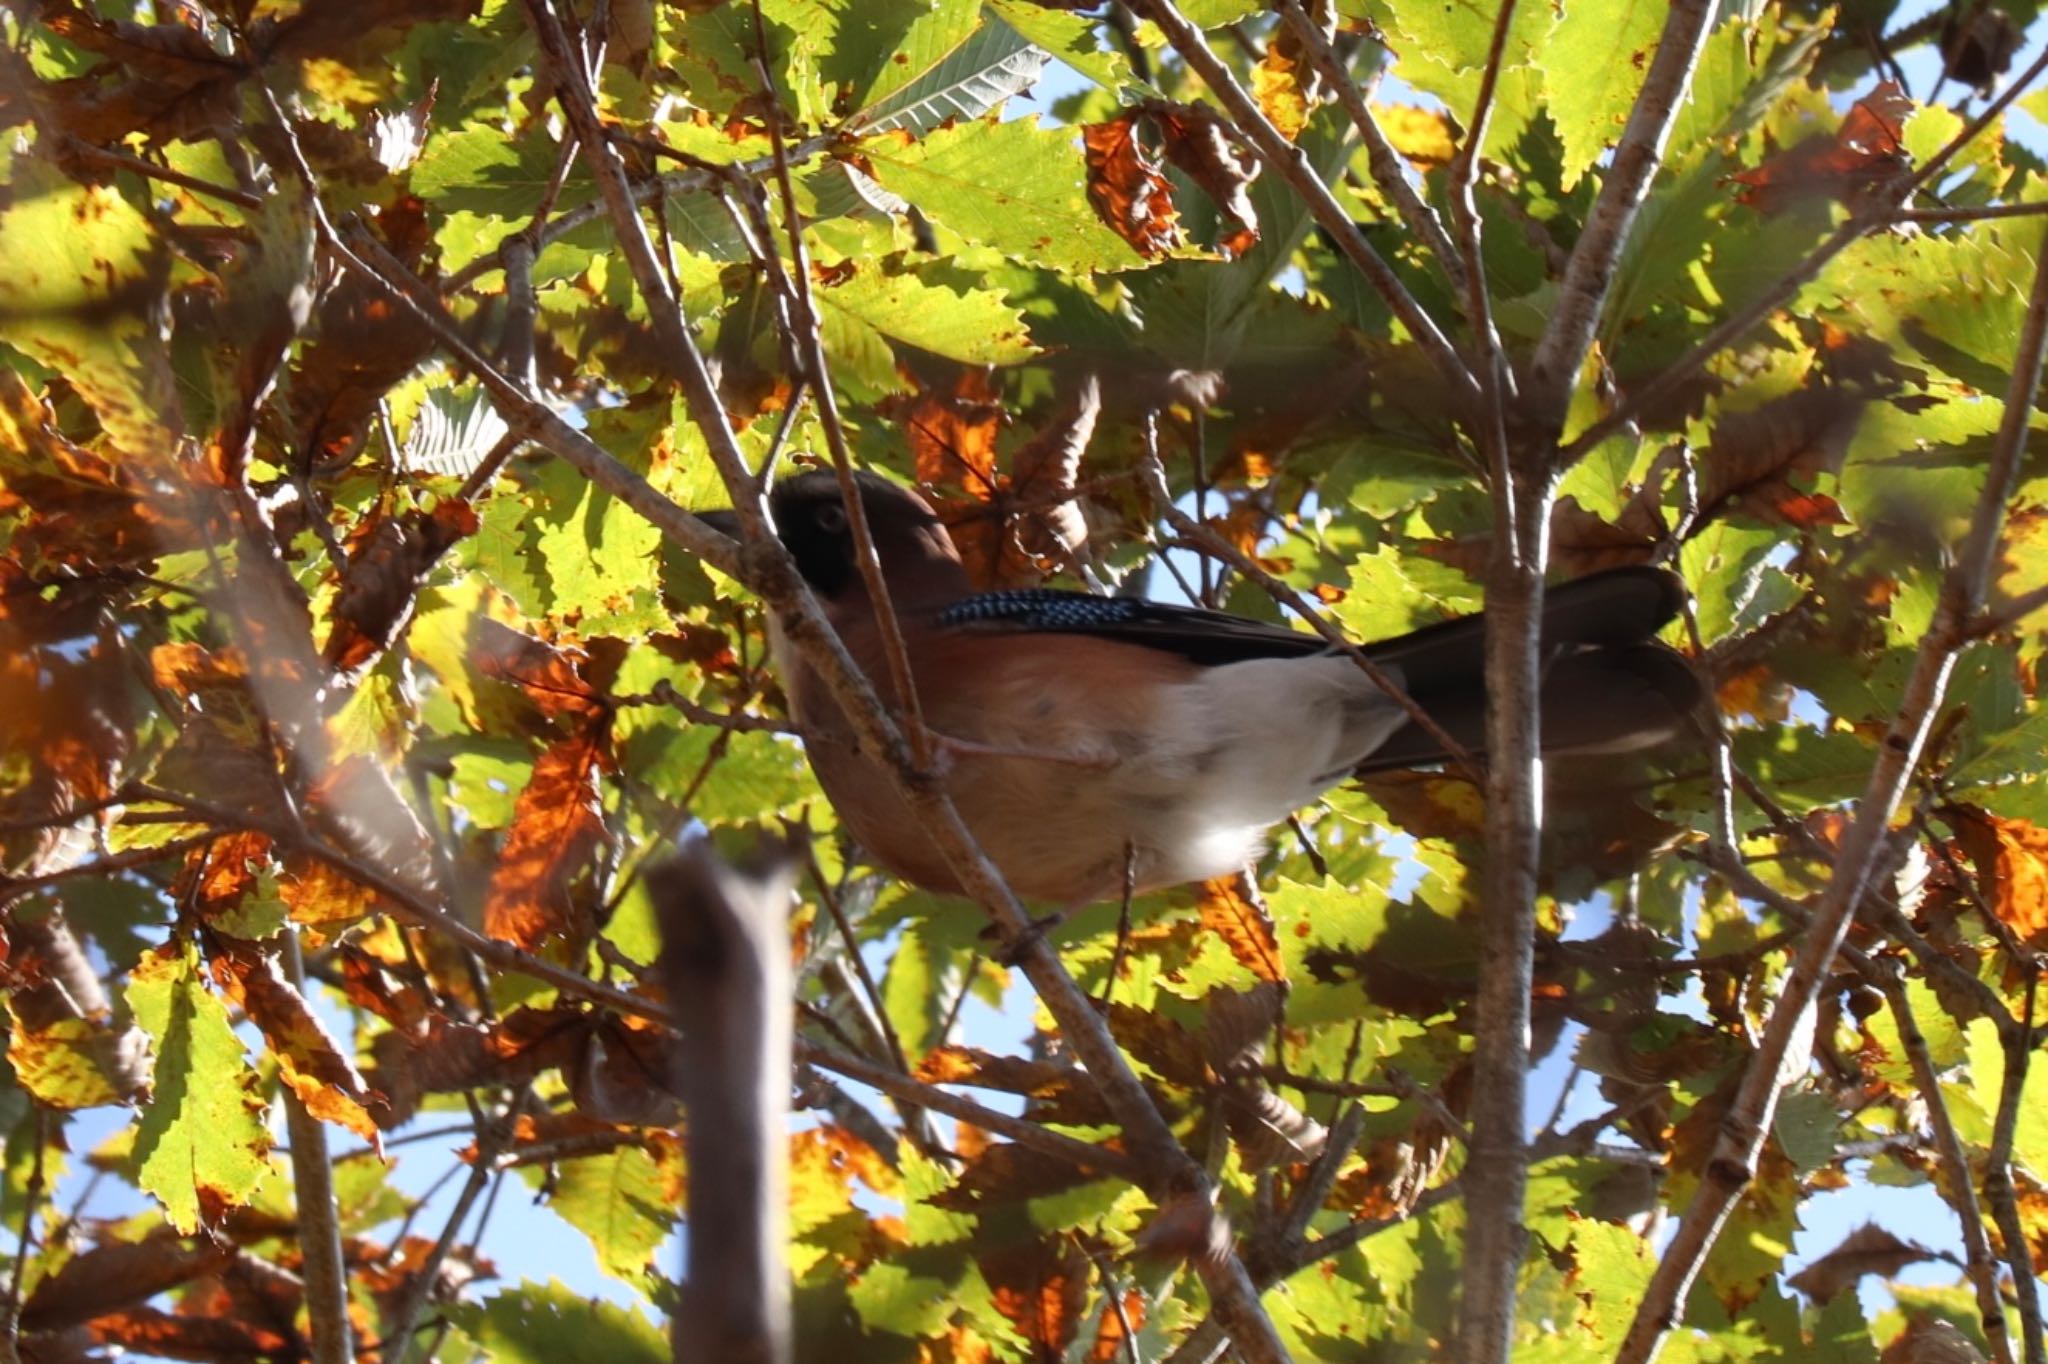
[4,0,2048,1360]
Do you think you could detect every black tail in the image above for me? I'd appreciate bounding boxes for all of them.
[1357,567,1704,773]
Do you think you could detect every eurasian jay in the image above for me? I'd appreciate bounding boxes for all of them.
[716,470,1703,907]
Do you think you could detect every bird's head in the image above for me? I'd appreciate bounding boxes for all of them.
[705,470,969,604]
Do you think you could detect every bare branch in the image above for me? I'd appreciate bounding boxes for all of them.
[280,931,354,1364]
[1985,976,2046,1364]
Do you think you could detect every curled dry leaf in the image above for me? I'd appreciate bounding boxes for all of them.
[1082,113,1184,260]
[940,374,1101,589]
[1147,101,1261,258]
[1787,1221,1944,1303]
[323,498,481,675]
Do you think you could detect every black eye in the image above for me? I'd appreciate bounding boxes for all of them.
[815,503,848,533]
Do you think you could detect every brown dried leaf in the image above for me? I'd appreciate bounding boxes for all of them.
[1104,1002,1212,1089]
[482,727,609,950]
[1732,81,1915,214]
[1788,1222,1942,1302]
[22,1228,236,1332]
[1149,102,1261,257]
[1883,1317,1991,1364]
[1948,807,2048,946]
[323,498,480,674]
[210,942,381,1140]
[1082,114,1183,260]
[1690,387,1866,529]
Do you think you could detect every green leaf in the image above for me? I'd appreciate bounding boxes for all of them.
[1538,0,1667,190]
[0,164,180,462]
[847,1261,956,1338]
[125,943,270,1233]
[1772,1086,1840,1174]
[452,1279,667,1364]
[816,258,1038,365]
[983,0,1128,93]
[538,1146,675,1284]
[863,116,1141,273]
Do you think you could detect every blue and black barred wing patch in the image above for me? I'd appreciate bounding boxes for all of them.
[934,589,1327,666]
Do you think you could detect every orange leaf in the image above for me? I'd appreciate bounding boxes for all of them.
[471,619,609,724]
[1949,808,2048,945]
[1732,80,1914,213]
[482,728,609,949]
[211,942,381,1140]
[1196,874,1286,984]
[276,852,379,929]
[175,832,273,919]
[900,367,1004,494]
[1082,114,1183,260]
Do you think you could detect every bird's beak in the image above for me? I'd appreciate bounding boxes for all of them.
[696,507,741,538]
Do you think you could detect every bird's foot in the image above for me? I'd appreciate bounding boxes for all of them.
[983,908,1072,966]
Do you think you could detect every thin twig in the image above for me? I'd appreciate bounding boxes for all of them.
[793,1036,1145,1182]
[384,1090,531,1363]
[1881,966,2016,1364]
[1986,974,2045,1364]
[0,1108,46,1364]
[1274,0,1462,287]
[1616,111,2048,1361]
[1131,0,1479,411]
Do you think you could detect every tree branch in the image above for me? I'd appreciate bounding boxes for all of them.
[1271,0,1462,288]
[1131,0,1479,411]
[1527,0,1716,437]
[1615,122,2048,1361]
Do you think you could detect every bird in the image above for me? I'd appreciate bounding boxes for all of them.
[709,469,1703,909]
